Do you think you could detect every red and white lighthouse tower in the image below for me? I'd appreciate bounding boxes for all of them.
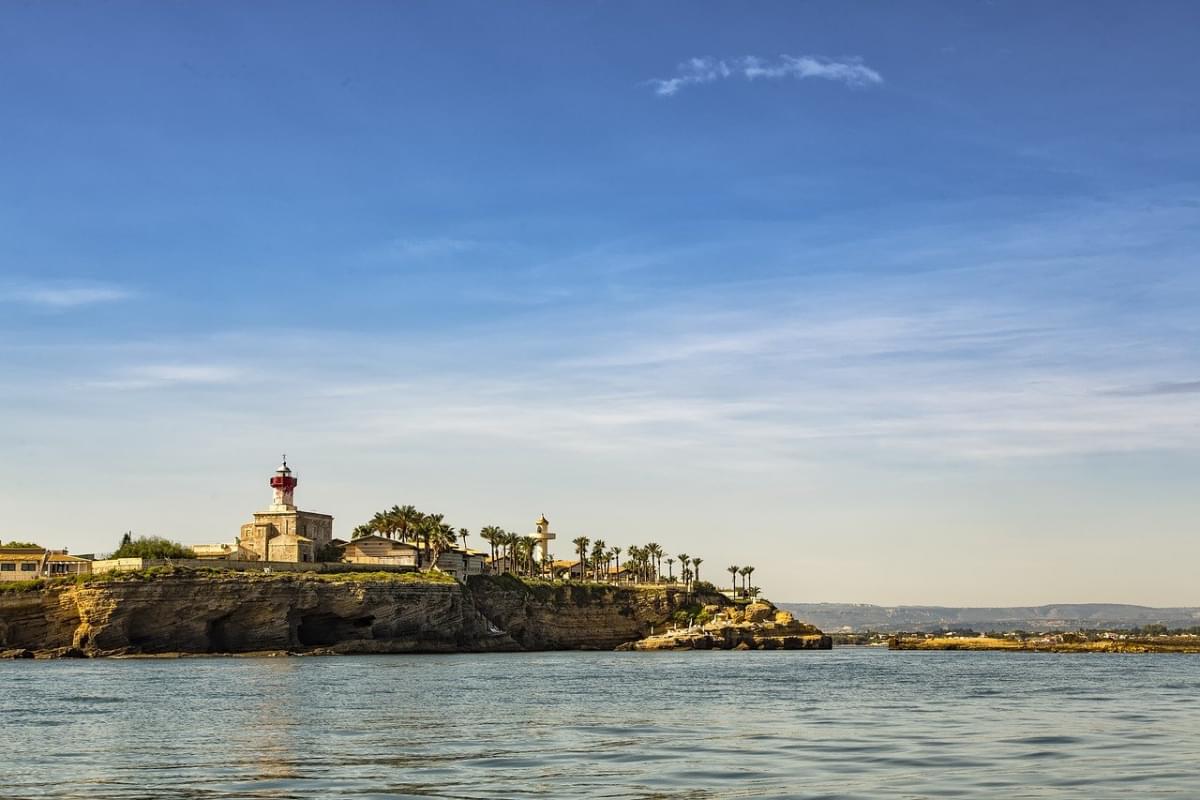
[269,456,298,511]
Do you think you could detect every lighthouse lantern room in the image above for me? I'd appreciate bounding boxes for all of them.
[269,456,299,510]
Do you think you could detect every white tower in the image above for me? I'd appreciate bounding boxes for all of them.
[533,514,556,563]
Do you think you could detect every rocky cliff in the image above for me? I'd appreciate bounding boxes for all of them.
[0,570,821,657]
[465,574,722,650]
[0,571,509,657]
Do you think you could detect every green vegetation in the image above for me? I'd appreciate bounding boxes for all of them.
[111,533,194,560]
[473,573,625,604]
[0,565,457,595]
[351,502,743,598]
[670,602,716,626]
[0,578,46,594]
[314,542,344,563]
[1,541,40,548]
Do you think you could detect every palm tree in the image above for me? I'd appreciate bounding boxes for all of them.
[494,531,512,572]
[627,545,642,582]
[666,557,675,582]
[522,535,539,576]
[611,546,622,582]
[395,505,422,543]
[739,566,751,594]
[479,526,499,567]
[370,509,395,539]
[351,524,376,540]
[417,513,444,568]
[458,528,470,552]
[572,536,590,580]
[428,523,457,568]
[646,543,662,582]
[591,540,607,581]
[744,565,755,595]
[727,565,740,596]
[510,536,527,576]
[692,557,703,585]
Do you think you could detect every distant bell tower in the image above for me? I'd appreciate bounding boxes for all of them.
[269,456,298,511]
[533,513,555,563]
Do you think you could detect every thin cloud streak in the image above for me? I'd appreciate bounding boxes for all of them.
[1101,380,1200,397]
[366,237,483,261]
[1,282,133,309]
[89,363,243,390]
[650,55,883,96]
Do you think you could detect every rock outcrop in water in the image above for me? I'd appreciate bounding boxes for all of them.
[618,601,832,651]
[0,570,807,657]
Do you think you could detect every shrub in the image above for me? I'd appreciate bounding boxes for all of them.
[111,536,194,560]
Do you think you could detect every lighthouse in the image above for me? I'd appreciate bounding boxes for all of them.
[269,457,298,510]
[234,457,334,563]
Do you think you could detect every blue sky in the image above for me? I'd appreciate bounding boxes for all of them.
[3,2,1199,604]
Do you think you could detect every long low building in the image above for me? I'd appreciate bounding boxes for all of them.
[338,535,487,579]
[0,546,91,582]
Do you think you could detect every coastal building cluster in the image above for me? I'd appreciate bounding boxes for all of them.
[2,458,754,595]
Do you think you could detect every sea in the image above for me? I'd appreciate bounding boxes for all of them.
[3,648,1198,799]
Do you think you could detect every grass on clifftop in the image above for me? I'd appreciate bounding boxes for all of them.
[469,573,708,608]
[473,573,627,603]
[0,566,457,594]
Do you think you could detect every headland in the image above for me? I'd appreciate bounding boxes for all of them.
[0,567,828,658]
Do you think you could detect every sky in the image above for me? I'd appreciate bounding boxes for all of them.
[2,1,1199,606]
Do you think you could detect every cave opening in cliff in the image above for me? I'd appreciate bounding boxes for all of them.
[296,613,375,646]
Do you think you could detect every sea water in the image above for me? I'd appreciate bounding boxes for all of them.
[3,648,1198,798]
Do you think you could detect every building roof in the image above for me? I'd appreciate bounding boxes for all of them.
[444,545,486,557]
[0,551,42,562]
[46,552,89,563]
[339,534,418,550]
[0,548,89,563]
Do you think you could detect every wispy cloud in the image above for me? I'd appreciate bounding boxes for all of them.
[90,363,242,390]
[7,195,1200,467]
[1,281,133,309]
[1102,380,1200,397]
[649,55,883,96]
[366,237,482,261]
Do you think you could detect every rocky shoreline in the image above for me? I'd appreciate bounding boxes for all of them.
[618,601,832,651]
[888,635,1200,653]
[0,569,829,658]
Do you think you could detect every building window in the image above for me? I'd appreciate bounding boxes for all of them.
[1,563,14,572]
[20,563,37,571]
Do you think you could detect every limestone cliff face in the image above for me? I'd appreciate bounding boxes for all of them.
[0,573,512,656]
[0,572,820,657]
[465,575,723,650]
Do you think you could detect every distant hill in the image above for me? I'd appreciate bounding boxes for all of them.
[778,602,1200,633]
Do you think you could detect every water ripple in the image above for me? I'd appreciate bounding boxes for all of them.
[3,650,1200,799]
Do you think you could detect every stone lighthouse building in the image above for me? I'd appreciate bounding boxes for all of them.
[238,458,334,563]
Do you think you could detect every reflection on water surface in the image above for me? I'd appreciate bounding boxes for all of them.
[4,649,1199,799]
